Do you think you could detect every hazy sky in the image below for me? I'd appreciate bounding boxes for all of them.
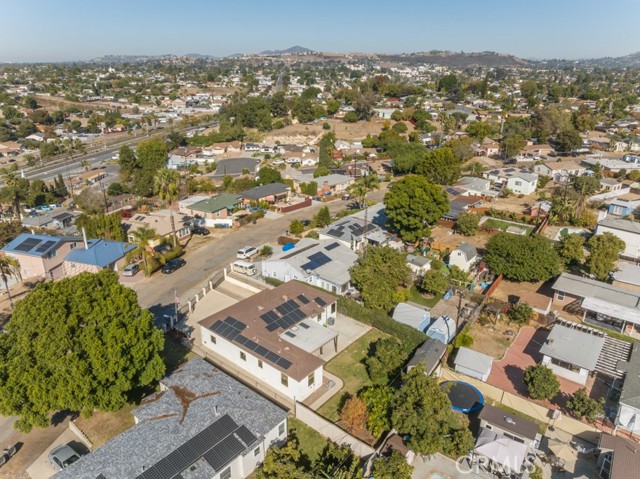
[1,0,639,62]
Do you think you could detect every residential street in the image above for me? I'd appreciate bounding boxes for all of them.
[131,187,388,318]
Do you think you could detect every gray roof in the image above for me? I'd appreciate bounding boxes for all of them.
[350,203,387,228]
[239,182,290,200]
[612,262,640,286]
[319,217,380,243]
[598,218,640,235]
[212,157,257,178]
[539,323,605,370]
[296,173,353,188]
[264,238,358,286]
[407,338,446,374]
[619,343,640,409]
[407,254,431,268]
[552,273,640,324]
[392,302,430,331]
[54,358,287,479]
[454,347,493,374]
[455,242,477,260]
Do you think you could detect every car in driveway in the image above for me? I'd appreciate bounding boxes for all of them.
[122,263,140,276]
[190,227,210,236]
[162,258,186,274]
[48,443,84,471]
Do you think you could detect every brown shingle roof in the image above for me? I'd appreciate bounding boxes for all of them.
[199,282,336,381]
[599,433,640,479]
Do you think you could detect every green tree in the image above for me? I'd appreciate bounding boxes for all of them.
[415,147,461,185]
[502,134,526,158]
[391,365,467,455]
[0,271,165,432]
[75,213,126,241]
[75,187,106,215]
[0,255,21,310]
[420,269,450,295]
[365,338,407,384]
[372,450,413,479]
[384,176,449,243]
[118,145,138,182]
[567,388,604,423]
[523,364,560,400]
[130,226,157,275]
[350,174,379,209]
[359,385,393,437]
[326,99,341,116]
[557,233,585,265]
[0,221,24,248]
[313,206,331,228]
[555,128,583,153]
[154,168,180,247]
[484,233,562,282]
[254,437,307,479]
[466,121,496,141]
[134,138,168,196]
[586,232,625,281]
[318,132,336,169]
[289,219,304,236]
[507,303,535,325]
[456,211,480,236]
[571,175,601,219]
[269,92,288,118]
[313,441,362,479]
[350,245,411,310]
[257,166,282,185]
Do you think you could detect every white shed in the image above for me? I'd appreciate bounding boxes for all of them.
[454,347,493,382]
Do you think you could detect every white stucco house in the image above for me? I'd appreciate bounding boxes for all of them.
[449,242,478,272]
[595,218,640,260]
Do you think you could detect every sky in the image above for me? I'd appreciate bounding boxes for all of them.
[1,0,639,62]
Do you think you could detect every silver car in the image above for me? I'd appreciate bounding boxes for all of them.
[48,444,83,470]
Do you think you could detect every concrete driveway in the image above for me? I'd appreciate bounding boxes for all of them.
[26,428,88,479]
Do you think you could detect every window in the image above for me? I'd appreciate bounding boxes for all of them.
[308,372,315,387]
[240,351,246,361]
[220,466,231,479]
[210,335,216,344]
[258,360,263,369]
[254,447,261,457]
[557,291,565,301]
[550,357,580,372]
[281,373,288,387]
[69,242,76,249]
[331,303,336,314]
[278,422,285,436]
[485,424,493,430]
[515,181,522,186]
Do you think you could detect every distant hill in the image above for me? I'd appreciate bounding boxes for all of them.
[379,50,530,68]
[259,45,314,55]
[540,51,640,68]
[184,53,219,59]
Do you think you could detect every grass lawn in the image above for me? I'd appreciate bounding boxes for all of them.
[317,329,388,422]
[408,285,443,308]
[75,403,137,447]
[483,218,533,235]
[288,417,327,463]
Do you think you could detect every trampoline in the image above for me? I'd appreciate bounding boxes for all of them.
[441,380,484,413]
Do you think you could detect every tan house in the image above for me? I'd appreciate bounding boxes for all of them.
[123,209,192,246]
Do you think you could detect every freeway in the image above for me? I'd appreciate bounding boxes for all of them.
[130,187,388,319]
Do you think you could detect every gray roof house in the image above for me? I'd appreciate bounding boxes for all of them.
[539,322,605,385]
[318,217,384,251]
[449,242,478,272]
[261,238,358,294]
[406,338,446,376]
[454,347,493,382]
[239,183,290,203]
[616,343,640,435]
[392,302,431,332]
[54,358,288,479]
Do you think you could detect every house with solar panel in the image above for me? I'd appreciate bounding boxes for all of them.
[54,358,288,479]
[318,216,386,251]
[261,238,358,294]
[198,282,338,401]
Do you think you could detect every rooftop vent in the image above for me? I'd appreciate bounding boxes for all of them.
[504,416,516,425]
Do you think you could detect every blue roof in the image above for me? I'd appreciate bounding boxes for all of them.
[65,239,135,267]
[2,233,75,257]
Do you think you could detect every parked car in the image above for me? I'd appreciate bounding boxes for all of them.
[191,227,210,236]
[341,193,351,200]
[154,243,171,254]
[237,246,258,260]
[49,444,84,471]
[122,263,140,276]
[162,258,186,274]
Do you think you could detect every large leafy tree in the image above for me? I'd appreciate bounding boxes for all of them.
[154,168,181,247]
[484,233,562,282]
[0,220,25,247]
[556,233,586,266]
[384,176,449,243]
[350,245,411,310]
[523,364,560,400]
[256,166,282,185]
[118,144,138,182]
[391,365,470,455]
[456,211,480,236]
[587,232,625,281]
[359,385,394,438]
[75,212,126,241]
[567,388,604,423]
[0,271,165,432]
[254,437,307,479]
[372,450,413,479]
[313,441,362,479]
[415,147,461,185]
[133,138,168,196]
[365,338,407,384]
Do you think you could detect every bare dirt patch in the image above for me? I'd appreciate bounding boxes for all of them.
[466,319,517,360]
[265,118,394,144]
[74,405,136,448]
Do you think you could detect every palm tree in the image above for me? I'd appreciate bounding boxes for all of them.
[154,168,181,247]
[0,168,24,219]
[80,160,90,172]
[350,174,379,209]
[0,255,21,310]
[130,226,157,275]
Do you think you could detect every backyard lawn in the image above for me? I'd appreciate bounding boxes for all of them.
[317,329,388,422]
[483,218,533,235]
[408,285,443,308]
[288,417,327,463]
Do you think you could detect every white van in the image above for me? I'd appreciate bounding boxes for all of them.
[237,246,258,260]
[232,260,257,276]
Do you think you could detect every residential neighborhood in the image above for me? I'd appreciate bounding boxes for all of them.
[2,4,640,479]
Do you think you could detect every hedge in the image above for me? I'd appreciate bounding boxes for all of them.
[337,297,426,353]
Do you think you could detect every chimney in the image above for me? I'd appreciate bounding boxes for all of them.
[81,227,89,249]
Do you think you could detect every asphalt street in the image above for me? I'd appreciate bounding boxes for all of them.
[131,188,388,319]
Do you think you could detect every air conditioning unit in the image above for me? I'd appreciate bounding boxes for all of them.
[327,317,335,326]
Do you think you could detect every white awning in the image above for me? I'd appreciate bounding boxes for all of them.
[581,297,640,325]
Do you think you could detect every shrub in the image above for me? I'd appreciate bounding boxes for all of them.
[507,303,535,325]
[567,388,604,423]
[454,326,473,348]
[523,364,560,400]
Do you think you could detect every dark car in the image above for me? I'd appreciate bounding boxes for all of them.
[154,243,172,254]
[162,258,186,274]
[191,227,210,236]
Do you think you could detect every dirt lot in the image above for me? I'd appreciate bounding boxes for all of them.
[265,118,399,144]
[429,223,493,254]
[74,404,136,448]
[466,318,516,360]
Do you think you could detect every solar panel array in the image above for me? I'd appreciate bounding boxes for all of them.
[14,237,42,252]
[210,316,246,341]
[135,414,253,479]
[325,242,340,251]
[314,296,327,307]
[300,251,332,271]
[35,240,56,253]
[297,294,310,304]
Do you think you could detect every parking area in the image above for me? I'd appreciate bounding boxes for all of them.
[411,453,487,479]
[26,428,89,479]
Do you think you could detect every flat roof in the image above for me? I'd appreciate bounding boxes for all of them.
[598,218,640,235]
[199,282,336,381]
[454,347,493,374]
[279,318,337,353]
[539,323,605,370]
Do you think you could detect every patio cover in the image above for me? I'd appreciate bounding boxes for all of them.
[475,428,528,473]
[581,297,640,325]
